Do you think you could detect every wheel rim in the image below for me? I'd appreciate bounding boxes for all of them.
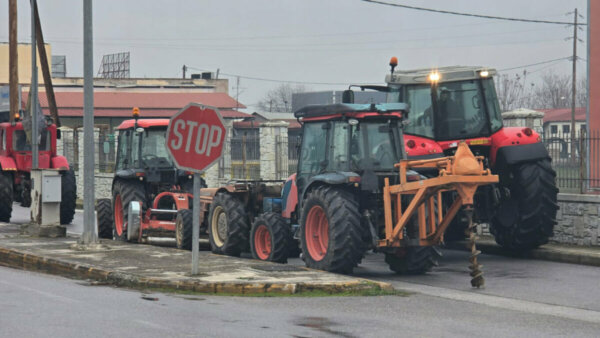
[211,206,227,247]
[254,224,271,260]
[114,194,124,236]
[305,205,329,261]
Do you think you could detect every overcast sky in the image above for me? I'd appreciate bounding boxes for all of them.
[0,0,589,111]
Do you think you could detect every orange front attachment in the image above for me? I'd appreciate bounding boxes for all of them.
[380,142,498,248]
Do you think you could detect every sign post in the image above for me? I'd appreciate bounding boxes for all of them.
[166,103,227,274]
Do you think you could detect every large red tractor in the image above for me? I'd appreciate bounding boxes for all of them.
[366,62,559,251]
[0,115,76,224]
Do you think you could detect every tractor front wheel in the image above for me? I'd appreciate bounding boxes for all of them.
[250,212,291,263]
[60,169,77,225]
[0,171,13,222]
[384,247,441,275]
[490,159,559,251]
[208,192,249,256]
[175,209,194,250]
[112,180,146,241]
[300,186,363,274]
[96,198,113,239]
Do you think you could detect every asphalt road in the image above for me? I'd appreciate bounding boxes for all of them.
[7,204,600,336]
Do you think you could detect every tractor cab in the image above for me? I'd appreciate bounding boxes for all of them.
[293,103,409,204]
[115,118,194,194]
[385,66,504,142]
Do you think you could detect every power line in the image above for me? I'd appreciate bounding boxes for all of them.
[497,57,571,72]
[360,0,587,26]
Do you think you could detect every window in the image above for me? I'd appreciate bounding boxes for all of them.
[550,125,558,134]
[401,84,435,139]
[115,130,130,170]
[562,125,570,134]
[299,122,327,175]
[140,128,173,168]
[12,129,51,151]
[329,122,349,171]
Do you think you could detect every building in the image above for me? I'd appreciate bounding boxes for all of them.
[541,107,587,139]
[0,43,51,85]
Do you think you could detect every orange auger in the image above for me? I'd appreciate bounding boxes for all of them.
[381,141,499,287]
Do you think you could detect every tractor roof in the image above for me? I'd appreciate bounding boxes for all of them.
[386,66,496,85]
[117,118,170,130]
[294,103,408,120]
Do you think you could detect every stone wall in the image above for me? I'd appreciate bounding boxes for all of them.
[260,121,289,180]
[74,173,113,200]
[553,193,600,246]
[502,108,544,134]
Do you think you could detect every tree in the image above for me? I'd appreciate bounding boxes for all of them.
[576,77,588,108]
[495,71,534,111]
[531,73,572,109]
[257,84,308,113]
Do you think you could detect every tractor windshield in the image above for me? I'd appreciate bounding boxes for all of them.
[13,128,51,151]
[140,128,173,168]
[388,78,503,140]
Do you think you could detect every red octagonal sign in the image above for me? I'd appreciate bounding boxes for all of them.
[166,103,227,173]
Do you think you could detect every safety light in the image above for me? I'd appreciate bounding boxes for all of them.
[522,127,533,137]
[132,107,140,117]
[389,56,398,68]
[479,70,489,78]
[13,112,20,120]
[428,72,440,82]
[406,139,416,148]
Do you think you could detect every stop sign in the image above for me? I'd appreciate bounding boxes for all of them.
[166,103,227,173]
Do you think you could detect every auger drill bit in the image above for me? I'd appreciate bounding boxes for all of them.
[464,206,484,288]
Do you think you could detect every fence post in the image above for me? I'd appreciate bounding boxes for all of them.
[259,121,288,180]
[579,130,585,194]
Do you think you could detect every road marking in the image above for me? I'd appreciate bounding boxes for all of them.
[392,281,600,324]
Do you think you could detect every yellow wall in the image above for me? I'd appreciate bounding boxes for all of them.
[0,43,52,84]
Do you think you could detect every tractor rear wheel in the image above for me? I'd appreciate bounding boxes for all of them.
[112,180,146,241]
[300,186,363,274]
[490,159,559,251]
[208,192,249,256]
[60,169,77,225]
[175,209,194,250]
[250,212,291,263]
[0,171,13,222]
[384,247,442,274]
[96,198,113,239]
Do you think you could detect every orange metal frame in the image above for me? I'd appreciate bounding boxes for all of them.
[379,142,499,248]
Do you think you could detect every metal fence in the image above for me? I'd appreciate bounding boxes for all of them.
[542,130,600,193]
[288,135,300,174]
[60,128,116,173]
[230,133,260,180]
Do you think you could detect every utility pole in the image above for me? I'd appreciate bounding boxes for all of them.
[571,8,578,162]
[31,0,38,169]
[81,0,97,244]
[182,65,187,79]
[9,0,18,124]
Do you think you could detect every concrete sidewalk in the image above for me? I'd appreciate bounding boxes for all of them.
[0,223,392,295]
[446,236,600,267]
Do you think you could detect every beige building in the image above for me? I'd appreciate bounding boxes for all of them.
[0,43,51,84]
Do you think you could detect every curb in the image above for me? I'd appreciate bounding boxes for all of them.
[0,246,394,295]
[445,240,600,267]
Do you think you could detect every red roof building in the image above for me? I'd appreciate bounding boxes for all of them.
[540,107,586,123]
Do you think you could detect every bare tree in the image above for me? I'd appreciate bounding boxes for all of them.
[495,71,534,111]
[257,84,308,113]
[576,76,588,108]
[531,72,572,109]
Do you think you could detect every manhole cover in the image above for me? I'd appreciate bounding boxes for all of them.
[251,264,304,272]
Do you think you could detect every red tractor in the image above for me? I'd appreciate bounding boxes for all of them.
[345,61,558,251]
[0,114,76,224]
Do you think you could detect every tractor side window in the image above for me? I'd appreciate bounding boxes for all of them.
[116,130,130,170]
[329,122,349,171]
[0,130,4,150]
[402,84,435,139]
[131,131,141,168]
[39,128,50,151]
[482,78,503,132]
[13,130,31,151]
[299,122,327,175]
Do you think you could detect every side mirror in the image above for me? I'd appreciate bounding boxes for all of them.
[56,129,61,140]
[342,89,355,104]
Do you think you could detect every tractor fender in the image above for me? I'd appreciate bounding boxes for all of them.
[0,156,17,171]
[281,173,298,219]
[489,127,544,167]
[300,172,360,204]
[404,134,444,158]
[494,142,550,173]
[51,155,70,171]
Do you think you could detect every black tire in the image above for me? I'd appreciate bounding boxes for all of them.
[490,159,559,251]
[385,247,442,274]
[60,169,77,225]
[300,186,364,274]
[96,198,113,239]
[208,192,249,256]
[0,171,13,222]
[112,180,146,241]
[250,212,291,263]
[175,209,194,250]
